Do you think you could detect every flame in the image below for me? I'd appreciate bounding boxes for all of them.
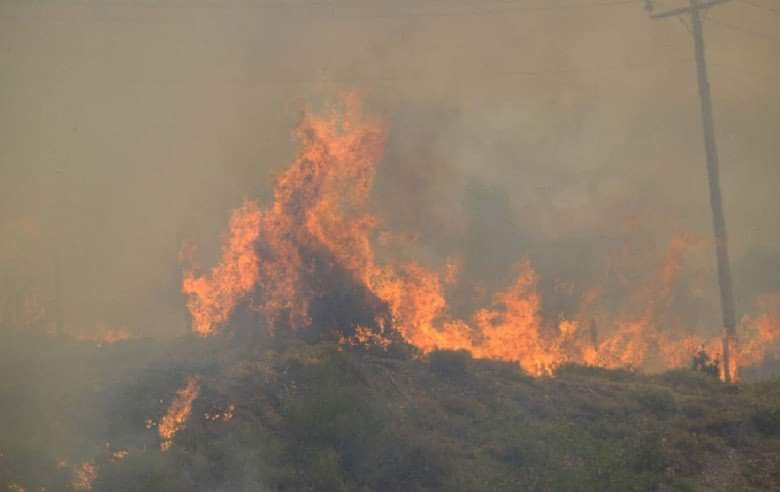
[71,324,130,347]
[204,403,235,422]
[159,377,200,451]
[729,295,780,380]
[71,462,97,491]
[111,449,129,462]
[182,98,780,379]
[182,202,262,335]
[339,324,392,351]
[443,256,462,287]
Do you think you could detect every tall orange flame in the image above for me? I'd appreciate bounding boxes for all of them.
[182,98,780,379]
[182,202,262,335]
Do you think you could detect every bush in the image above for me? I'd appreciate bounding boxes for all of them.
[555,363,638,382]
[393,441,451,490]
[660,369,721,392]
[429,350,472,378]
[635,386,676,414]
[475,358,530,381]
[752,407,780,436]
[309,448,346,492]
[680,401,708,419]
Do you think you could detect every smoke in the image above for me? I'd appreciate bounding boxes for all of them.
[0,1,777,343]
[0,2,778,489]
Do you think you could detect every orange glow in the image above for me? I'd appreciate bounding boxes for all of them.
[443,257,462,287]
[182,98,780,379]
[72,324,131,347]
[71,462,97,491]
[339,324,392,351]
[159,377,200,451]
[204,403,235,422]
[182,202,262,335]
[111,449,129,462]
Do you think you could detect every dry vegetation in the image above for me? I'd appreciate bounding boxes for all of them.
[2,330,780,491]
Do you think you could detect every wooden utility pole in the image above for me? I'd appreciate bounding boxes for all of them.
[644,0,737,381]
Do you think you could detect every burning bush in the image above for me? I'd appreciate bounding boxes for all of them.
[178,98,780,381]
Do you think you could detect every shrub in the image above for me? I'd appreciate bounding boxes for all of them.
[476,358,530,381]
[680,401,708,419]
[635,386,677,414]
[660,369,721,392]
[555,363,638,382]
[309,448,346,492]
[394,441,451,490]
[429,350,472,378]
[752,407,780,436]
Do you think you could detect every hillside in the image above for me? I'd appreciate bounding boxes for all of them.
[2,332,780,491]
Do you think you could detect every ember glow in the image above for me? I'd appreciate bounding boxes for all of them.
[73,324,131,347]
[204,404,235,423]
[71,462,97,491]
[158,377,200,451]
[182,98,780,378]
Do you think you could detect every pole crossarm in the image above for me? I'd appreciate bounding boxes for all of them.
[650,0,732,19]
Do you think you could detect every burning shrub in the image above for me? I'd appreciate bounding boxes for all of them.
[691,349,720,378]
[179,98,780,381]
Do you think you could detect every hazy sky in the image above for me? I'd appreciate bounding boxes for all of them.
[1,0,777,338]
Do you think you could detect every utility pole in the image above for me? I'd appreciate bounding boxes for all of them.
[644,0,737,382]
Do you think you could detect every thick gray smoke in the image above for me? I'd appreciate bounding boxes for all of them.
[1,0,777,339]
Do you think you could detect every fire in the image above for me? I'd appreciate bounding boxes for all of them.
[443,256,462,286]
[159,377,200,451]
[385,261,562,375]
[182,202,262,335]
[94,328,129,346]
[72,324,131,347]
[71,462,97,491]
[204,403,235,422]
[339,324,392,351]
[181,97,780,379]
[728,295,780,380]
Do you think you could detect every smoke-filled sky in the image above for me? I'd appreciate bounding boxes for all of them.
[1,0,778,339]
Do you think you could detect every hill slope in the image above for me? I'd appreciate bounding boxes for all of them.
[2,332,780,491]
